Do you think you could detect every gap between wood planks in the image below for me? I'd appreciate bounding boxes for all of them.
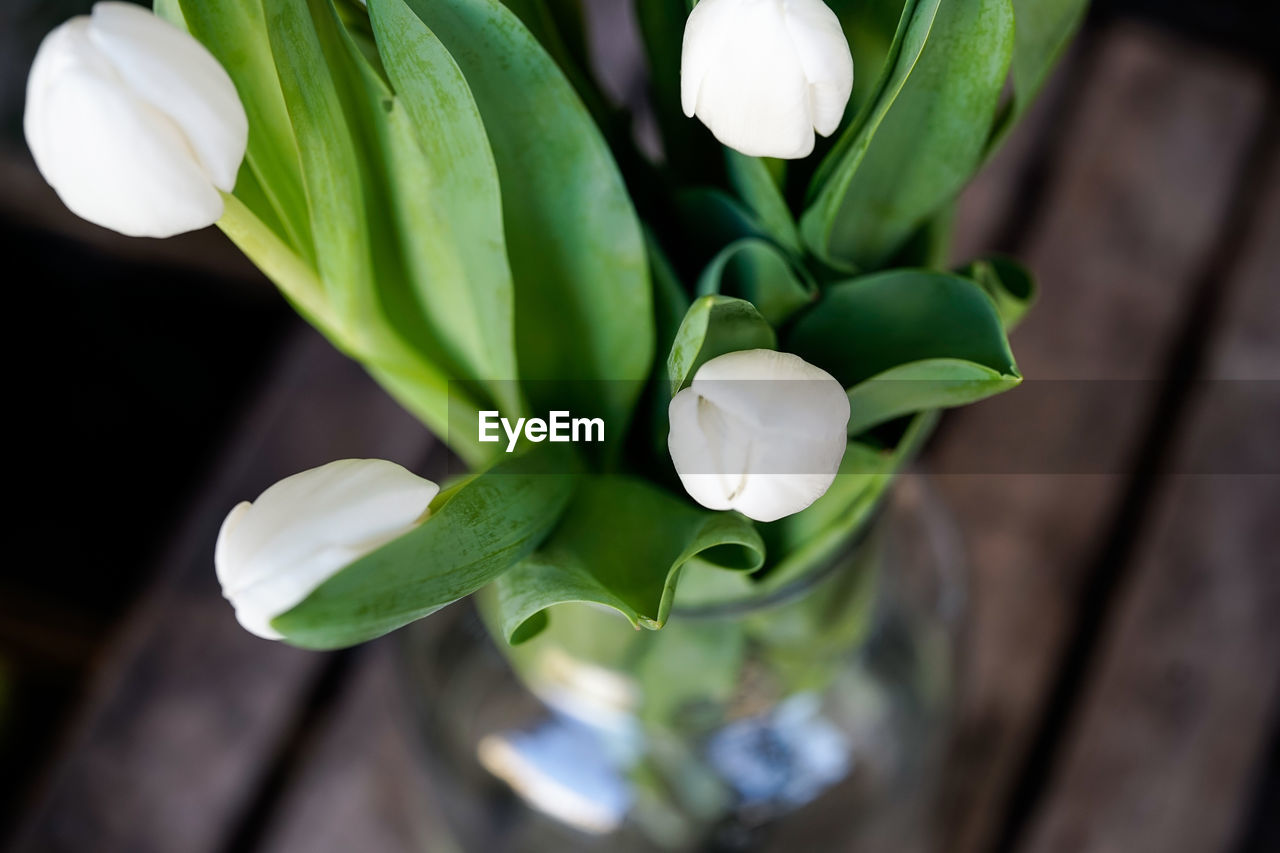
[932,17,1273,853]
[988,59,1280,853]
[217,443,454,853]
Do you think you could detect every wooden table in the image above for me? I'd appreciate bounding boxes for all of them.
[2,11,1277,853]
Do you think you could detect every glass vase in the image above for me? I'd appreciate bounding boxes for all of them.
[400,475,964,852]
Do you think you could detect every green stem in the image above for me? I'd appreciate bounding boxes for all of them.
[218,192,347,342]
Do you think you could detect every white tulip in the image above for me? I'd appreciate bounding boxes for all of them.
[215,460,440,640]
[681,0,853,159]
[24,2,248,238]
[668,349,850,522]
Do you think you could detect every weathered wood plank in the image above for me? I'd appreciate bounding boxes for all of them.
[1020,146,1280,853]
[255,641,455,853]
[11,326,435,853]
[933,23,1268,853]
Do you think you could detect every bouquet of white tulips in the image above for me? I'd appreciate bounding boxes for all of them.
[26,0,1083,649]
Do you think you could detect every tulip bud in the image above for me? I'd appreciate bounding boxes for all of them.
[215,460,440,640]
[24,2,248,238]
[681,0,853,159]
[668,349,850,522]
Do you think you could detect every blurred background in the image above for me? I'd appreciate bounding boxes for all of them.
[0,0,1276,851]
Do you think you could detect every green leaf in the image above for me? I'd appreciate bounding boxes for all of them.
[260,0,379,339]
[176,0,314,257]
[888,202,955,271]
[667,295,776,395]
[788,269,1018,388]
[806,0,940,209]
[367,0,521,414]
[803,0,1014,268]
[696,238,815,327]
[675,188,773,256]
[789,270,1019,435]
[828,0,908,121]
[724,151,803,255]
[498,0,614,126]
[489,476,766,644]
[402,0,653,432]
[262,0,492,462]
[272,449,577,649]
[989,0,1089,147]
[960,254,1038,330]
[845,358,1020,436]
[152,0,185,26]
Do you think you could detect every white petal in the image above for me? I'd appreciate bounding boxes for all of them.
[214,501,252,587]
[220,459,439,597]
[782,0,854,136]
[692,2,814,158]
[29,62,225,237]
[88,2,247,191]
[230,542,368,640]
[679,0,738,117]
[668,388,735,511]
[692,349,850,439]
[668,349,850,521]
[214,460,439,639]
[25,18,100,183]
[731,473,840,522]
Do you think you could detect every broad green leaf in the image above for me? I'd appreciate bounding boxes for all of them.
[696,238,814,327]
[262,0,488,462]
[489,476,766,643]
[272,449,576,649]
[845,357,1020,436]
[668,554,759,608]
[804,0,1015,268]
[779,0,904,214]
[805,0,941,209]
[960,254,1038,329]
[178,0,484,457]
[368,0,521,415]
[788,269,1018,388]
[402,0,653,433]
[888,202,955,271]
[484,588,748,730]
[989,0,1089,147]
[724,151,803,255]
[498,0,614,126]
[175,0,314,257]
[667,295,776,395]
[261,0,377,340]
[829,0,908,120]
[675,188,772,256]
